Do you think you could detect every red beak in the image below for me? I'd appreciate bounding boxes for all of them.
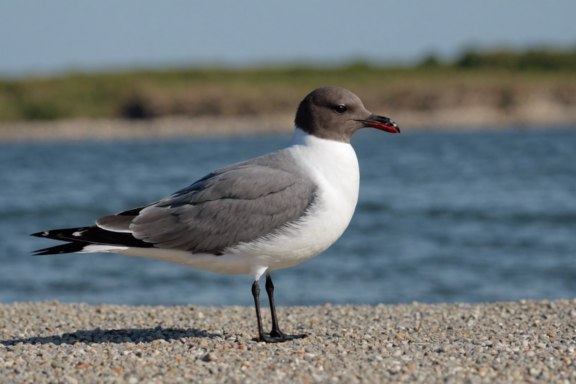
[357,114,400,134]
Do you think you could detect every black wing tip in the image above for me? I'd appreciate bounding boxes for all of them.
[31,225,154,253]
[31,242,87,256]
[32,248,62,256]
[32,249,55,256]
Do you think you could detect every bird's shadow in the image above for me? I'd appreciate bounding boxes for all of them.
[1,326,220,347]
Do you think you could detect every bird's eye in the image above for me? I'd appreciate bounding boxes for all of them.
[333,105,347,114]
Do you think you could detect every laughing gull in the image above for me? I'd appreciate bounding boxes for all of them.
[32,86,400,343]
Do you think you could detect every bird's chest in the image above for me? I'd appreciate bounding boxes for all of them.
[284,138,360,255]
[304,147,360,244]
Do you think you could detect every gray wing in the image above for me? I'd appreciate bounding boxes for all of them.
[96,150,317,255]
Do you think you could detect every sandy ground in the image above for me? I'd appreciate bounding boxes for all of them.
[2,100,576,143]
[1,300,575,383]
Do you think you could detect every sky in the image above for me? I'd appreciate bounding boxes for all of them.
[1,0,575,77]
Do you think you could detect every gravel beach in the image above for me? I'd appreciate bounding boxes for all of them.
[1,300,575,383]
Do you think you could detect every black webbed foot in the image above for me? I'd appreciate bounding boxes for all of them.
[254,331,307,343]
[269,329,307,340]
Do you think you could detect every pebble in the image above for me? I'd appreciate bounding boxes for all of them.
[202,352,218,362]
[1,300,575,383]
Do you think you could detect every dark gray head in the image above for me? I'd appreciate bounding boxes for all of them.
[295,86,400,143]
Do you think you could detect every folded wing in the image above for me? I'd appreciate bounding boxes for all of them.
[96,152,317,255]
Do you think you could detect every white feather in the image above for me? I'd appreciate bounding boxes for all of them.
[79,244,129,253]
[95,223,132,233]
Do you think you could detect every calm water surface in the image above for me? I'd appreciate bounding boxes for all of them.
[1,128,575,307]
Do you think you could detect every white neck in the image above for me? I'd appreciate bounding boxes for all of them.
[287,125,360,214]
[288,126,310,147]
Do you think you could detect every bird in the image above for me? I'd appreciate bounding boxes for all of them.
[31,86,400,343]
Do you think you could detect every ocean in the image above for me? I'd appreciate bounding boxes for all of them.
[1,127,575,307]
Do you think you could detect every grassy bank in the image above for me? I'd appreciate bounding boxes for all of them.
[1,49,576,124]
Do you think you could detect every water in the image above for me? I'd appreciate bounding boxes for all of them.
[1,128,575,307]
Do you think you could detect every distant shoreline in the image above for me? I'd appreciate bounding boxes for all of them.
[2,104,575,143]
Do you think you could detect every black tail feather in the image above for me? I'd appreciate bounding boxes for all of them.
[31,227,92,241]
[31,225,153,248]
[31,225,154,255]
[32,242,88,256]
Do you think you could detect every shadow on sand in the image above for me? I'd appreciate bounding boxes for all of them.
[1,326,220,347]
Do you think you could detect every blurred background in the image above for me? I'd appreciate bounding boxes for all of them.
[1,0,575,307]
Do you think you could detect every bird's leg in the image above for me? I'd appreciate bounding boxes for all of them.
[251,280,268,342]
[251,279,291,343]
[264,272,307,341]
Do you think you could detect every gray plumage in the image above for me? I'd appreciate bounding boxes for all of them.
[96,149,317,255]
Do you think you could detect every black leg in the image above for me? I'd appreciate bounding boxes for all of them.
[265,273,280,335]
[264,272,307,341]
[251,275,308,343]
[251,280,266,342]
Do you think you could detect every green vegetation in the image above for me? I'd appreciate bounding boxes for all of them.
[0,49,575,122]
[454,48,576,71]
